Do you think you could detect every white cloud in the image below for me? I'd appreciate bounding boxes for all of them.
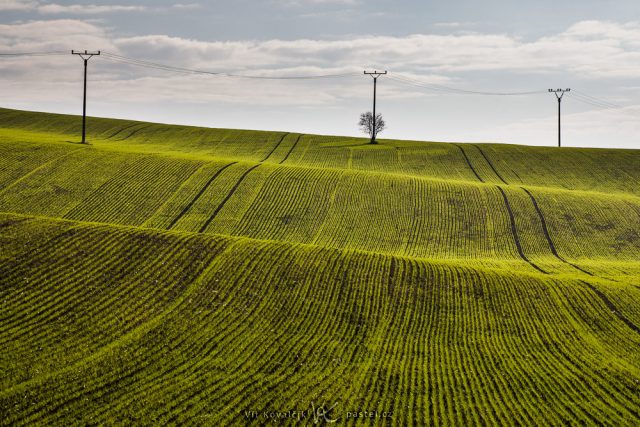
[3,19,640,84]
[280,0,358,6]
[2,18,640,79]
[38,4,146,14]
[0,0,36,10]
[0,19,639,147]
[0,19,115,49]
[433,22,466,28]
[0,0,146,14]
[171,3,201,9]
[110,23,640,80]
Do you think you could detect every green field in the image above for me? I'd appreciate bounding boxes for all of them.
[1,107,639,425]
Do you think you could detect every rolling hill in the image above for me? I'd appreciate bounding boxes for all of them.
[1,107,639,425]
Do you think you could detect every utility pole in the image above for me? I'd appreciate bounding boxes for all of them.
[548,88,570,147]
[364,70,387,144]
[72,50,101,144]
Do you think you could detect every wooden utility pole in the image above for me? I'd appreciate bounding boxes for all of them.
[72,50,101,143]
[364,70,387,144]
[548,88,570,147]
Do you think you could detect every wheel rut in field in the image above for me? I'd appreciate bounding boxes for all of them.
[580,280,640,335]
[454,144,484,183]
[473,144,508,184]
[279,134,303,164]
[199,164,261,233]
[167,162,238,230]
[496,186,548,274]
[115,124,153,141]
[105,123,143,140]
[260,133,289,163]
[521,187,596,277]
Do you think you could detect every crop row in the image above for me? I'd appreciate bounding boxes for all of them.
[232,165,343,243]
[63,155,202,226]
[95,125,291,164]
[143,161,237,229]
[0,218,227,392]
[1,142,637,280]
[454,144,506,185]
[0,216,638,425]
[0,149,139,217]
[532,190,640,262]
[0,140,78,195]
[474,143,640,197]
[3,108,639,197]
[0,109,293,165]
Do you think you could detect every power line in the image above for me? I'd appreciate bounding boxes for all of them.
[571,94,621,110]
[0,49,361,79]
[389,74,546,96]
[2,48,638,127]
[571,90,624,109]
[0,51,68,57]
[568,91,639,120]
[101,52,360,80]
[571,92,626,110]
[0,50,631,100]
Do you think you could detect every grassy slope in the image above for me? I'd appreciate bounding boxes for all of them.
[0,107,639,425]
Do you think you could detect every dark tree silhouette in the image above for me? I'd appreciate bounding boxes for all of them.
[359,112,386,144]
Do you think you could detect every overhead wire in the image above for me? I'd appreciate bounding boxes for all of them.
[389,73,639,117]
[571,90,625,109]
[569,91,638,118]
[388,74,546,96]
[100,51,361,80]
[0,51,68,57]
[1,49,637,118]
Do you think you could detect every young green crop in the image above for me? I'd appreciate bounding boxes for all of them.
[0,108,638,425]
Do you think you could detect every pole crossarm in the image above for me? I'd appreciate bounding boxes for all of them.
[72,50,101,61]
[364,70,388,79]
[548,88,570,100]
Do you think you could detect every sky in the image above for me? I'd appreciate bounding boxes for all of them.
[0,0,639,149]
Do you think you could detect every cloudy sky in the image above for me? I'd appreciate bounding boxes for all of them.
[1,0,639,148]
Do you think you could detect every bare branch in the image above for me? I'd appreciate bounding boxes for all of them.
[358,112,386,143]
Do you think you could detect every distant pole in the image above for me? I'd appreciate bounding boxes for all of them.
[364,70,387,144]
[548,88,570,147]
[72,50,101,143]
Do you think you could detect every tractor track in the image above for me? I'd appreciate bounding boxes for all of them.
[521,187,596,277]
[104,123,143,140]
[198,164,261,233]
[580,280,640,335]
[454,144,484,183]
[115,124,153,141]
[260,133,289,163]
[167,162,238,230]
[496,186,548,275]
[473,144,508,184]
[279,134,303,164]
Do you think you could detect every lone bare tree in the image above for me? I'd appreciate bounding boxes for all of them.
[359,112,386,144]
